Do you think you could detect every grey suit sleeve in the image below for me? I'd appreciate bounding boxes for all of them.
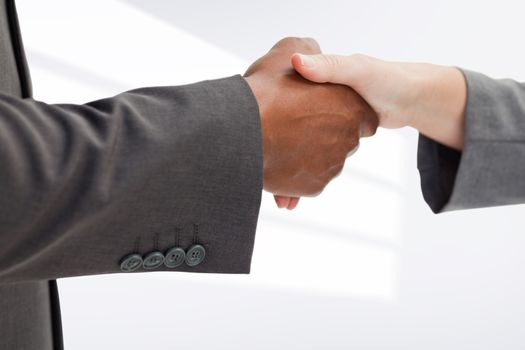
[418,70,525,213]
[0,75,263,283]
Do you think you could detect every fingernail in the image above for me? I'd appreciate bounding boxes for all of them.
[287,197,300,210]
[299,54,315,68]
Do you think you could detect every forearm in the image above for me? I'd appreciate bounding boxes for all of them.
[0,76,263,282]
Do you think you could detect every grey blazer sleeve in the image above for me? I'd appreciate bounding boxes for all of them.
[418,70,525,213]
[0,75,263,283]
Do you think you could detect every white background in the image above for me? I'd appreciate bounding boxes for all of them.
[16,0,525,349]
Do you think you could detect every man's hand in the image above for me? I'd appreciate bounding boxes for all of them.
[244,38,378,206]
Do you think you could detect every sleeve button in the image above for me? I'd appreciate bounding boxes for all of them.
[120,254,143,272]
[142,251,165,269]
[185,244,206,267]
[164,247,186,268]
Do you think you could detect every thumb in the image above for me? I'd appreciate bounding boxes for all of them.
[291,53,351,84]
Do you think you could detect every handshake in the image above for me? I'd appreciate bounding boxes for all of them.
[244,37,378,210]
[245,37,466,209]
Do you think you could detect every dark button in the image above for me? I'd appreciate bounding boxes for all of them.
[143,251,165,269]
[164,247,186,268]
[120,254,143,272]
[185,244,206,267]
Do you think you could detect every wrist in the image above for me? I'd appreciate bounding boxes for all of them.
[243,75,272,168]
[402,63,441,129]
[409,65,467,149]
[243,75,269,120]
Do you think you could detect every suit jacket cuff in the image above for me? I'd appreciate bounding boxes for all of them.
[418,69,525,212]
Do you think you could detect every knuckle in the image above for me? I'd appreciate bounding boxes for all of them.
[281,36,300,43]
[301,37,321,51]
[307,174,330,197]
[287,36,300,40]
[345,139,360,157]
[310,185,325,197]
[365,117,379,137]
[329,163,345,179]
[273,37,300,49]
[302,36,316,44]
[274,37,321,54]
[365,128,377,138]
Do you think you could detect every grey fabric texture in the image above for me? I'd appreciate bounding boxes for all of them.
[0,1,59,349]
[0,76,264,283]
[0,0,20,97]
[418,69,525,212]
[0,282,54,349]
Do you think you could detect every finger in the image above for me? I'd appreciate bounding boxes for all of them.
[291,53,369,86]
[360,107,380,138]
[291,53,348,84]
[286,197,300,210]
[274,195,291,209]
[301,37,322,54]
[272,37,321,55]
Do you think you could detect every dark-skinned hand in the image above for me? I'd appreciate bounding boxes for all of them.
[243,37,378,209]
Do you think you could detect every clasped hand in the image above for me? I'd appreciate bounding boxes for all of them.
[244,37,378,209]
[245,37,466,209]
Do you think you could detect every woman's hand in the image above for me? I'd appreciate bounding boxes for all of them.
[291,53,467,150]
[276,52,468,211]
